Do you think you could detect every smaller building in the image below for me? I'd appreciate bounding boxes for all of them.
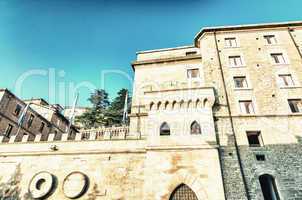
[0,89,78,142]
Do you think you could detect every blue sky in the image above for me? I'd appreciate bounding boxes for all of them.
[0,0,301,106]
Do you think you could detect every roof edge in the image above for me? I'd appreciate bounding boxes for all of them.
[136,45,195,55]
[194,20,302,47]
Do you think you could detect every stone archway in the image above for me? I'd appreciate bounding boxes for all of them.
[163,171,208,200]
[169,184,198,200]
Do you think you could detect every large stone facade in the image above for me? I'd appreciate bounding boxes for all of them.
[1,21,302,200]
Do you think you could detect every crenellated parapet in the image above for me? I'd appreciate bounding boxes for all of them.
[145,86,215,111]
[0,126,132,144]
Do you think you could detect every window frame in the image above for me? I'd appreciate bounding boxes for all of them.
[264,34,278,45]
[14,104,22,117]
[186,68,200,79]
[270,52,289,65]
[190,121,202,135]
[246,131,263,147]
[39,122,45,133]
[239,100,255,114]
[27,113,35,128]
[224,37,238,48]
[233,76,249,89]
[160,122,171,136]
[228,55,245,67]
[186,51,198,56]
[5,124,14,137]
[288,99,302,113]
[278,74,295,87]
[259,174,281,200]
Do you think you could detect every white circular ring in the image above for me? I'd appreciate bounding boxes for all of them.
[63,172,88,199]
[29,171,54,199]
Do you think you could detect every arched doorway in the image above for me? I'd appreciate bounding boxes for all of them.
[169,184,198,200]
[259,174,280,200]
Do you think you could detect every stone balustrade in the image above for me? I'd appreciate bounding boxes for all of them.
[0,126,131,144]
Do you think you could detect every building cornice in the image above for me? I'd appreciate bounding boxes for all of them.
[194,21,302,47]
[131,55,201,71]
[143,86,214,94]
[214,113,302,118]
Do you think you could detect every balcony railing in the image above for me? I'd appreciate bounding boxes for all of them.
[0,126,130,144]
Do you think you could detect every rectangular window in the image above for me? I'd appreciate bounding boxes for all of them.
[246,131,262,147]
[256,154,265,161]
[279,74,294,87]
[234,76,248,88]
[271,53,286,64]
[288,99,302,113]
[39,122,45,133]
[187,68,199,78]
[225,37,237,47]
[264,35,277,44]
[186,51,197,56]
[27,114,35,128]
[5,124,14,137]
[229,56,243,67]
[239,100,255,114]
[14,104,22,116]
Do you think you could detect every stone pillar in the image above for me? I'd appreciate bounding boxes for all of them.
[8,135,17,143]
[48,134,55,141]
[75,133,82,141]
[61,133,68,141]
[89,132,97,140]
[34,134,42,142]
[22,134,29,142]
[104,131,111,140]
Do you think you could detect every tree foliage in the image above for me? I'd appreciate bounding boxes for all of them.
[105,88,131,126]
[76,88,131,129]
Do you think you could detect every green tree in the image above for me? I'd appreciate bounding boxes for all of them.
[76,89,110,129]
[88,89,110,110]
[105,88,131,126]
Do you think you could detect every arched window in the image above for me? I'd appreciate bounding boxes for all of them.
[190,121,201,134]
[195,99,201,108]
[187,100,193,109]
[150,102,155,111]
[172,101,177,109]
[160,122,170,136]
[203,98,209,108]
[157,102,162,110]
[259,174,280,200]
[169,184,198,200]
[179,100,184,109]
[164,101,169,110]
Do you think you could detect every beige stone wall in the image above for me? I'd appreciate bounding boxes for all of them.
[0,138,225,200]
[130,47,203,136]
[198,26,302,146]
[143,149,224,200]
[0,140,146,200]
[129,45,225,199]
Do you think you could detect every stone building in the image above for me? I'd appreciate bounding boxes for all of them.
[0,89,77,142]
[0,21,302,200]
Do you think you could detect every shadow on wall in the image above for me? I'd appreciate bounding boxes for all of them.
[212,88,222,113]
